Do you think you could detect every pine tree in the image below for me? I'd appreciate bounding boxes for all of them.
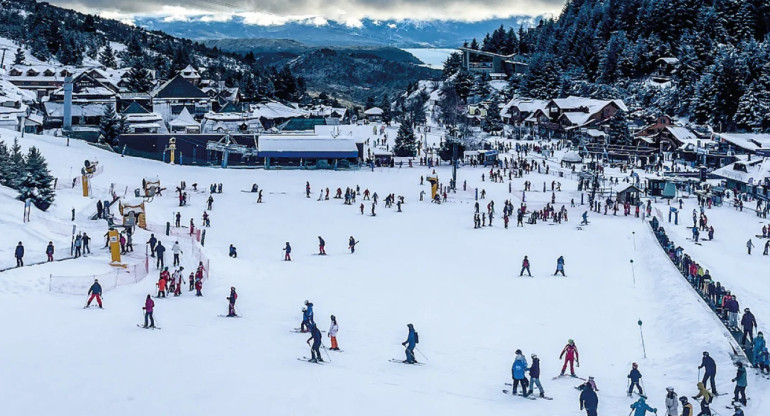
[393,120,417,157]
[99,104,122,145]
[734,81,769,131]
[126,65,154,93]
[380,94,392,123]
[365,96,376,110]
[0,141,12,187]
[100,43,117,68]
[8,138,25,189]
[13,47,25,65]
[17,146,55,211]
[469,38,479,50]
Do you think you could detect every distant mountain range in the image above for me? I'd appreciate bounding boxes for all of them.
[135,16,541,47]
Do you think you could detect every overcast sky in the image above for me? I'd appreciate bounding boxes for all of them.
[47,0,563,26]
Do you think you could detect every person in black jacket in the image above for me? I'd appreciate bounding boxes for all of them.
[306,322,323,363]
[14,242,24,267]
[579,382,598,416]
[699,351,718,394]
[528,353,545,397]
[741,308,757,345]
[155,241,165,269]
[627,362,643,396]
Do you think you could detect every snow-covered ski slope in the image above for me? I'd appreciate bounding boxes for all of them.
[0,127,767,415]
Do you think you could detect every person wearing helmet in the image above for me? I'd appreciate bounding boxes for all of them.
[698,351,717,394]
[511,349,529,397]
[731,361,747,406]
[630,395,657,416]
[86,278,103,308]
[732,403,744,416]
[401,323,418,364]
[753,331,765,366]
[559,339,579,376]
[304,300,314,325]
[527,353,545,398]
[306,322,323,363]
[318,236,326,255]
[627,363,643,396]
[740,308,756,345]
[328,315,339,350]
[664,387,678,416]
[226,287,238,317]
[578,381,598,416]
[759,347,769,374]
[679,396,694,416]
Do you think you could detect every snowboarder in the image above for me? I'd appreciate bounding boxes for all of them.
[147,234,157,257]
[560,339,579,376]
[731,361,747,406]
[578,382,598,416]
[86,279,103,308]
[528,353,545,397]
[229,244,237,258]
[554,256,565,276]
[348,236,358,254]
[283,242,291,261]
[664,387,678,416]
[630,395,657,416]
[328,315,339,350]
[172,241,182,266]
[520,255,531,276]
[402,323,418,364]
[318,236,326,255]
[155,241,165,269]
[227,287,238,317]
[628,362,643,396]
[15,241,24,267]
[306,322,323,362]
[46,241,54,262]
[142,295,155,328]
[698,351,717,394]
[740,308,756,345]
[511,349,530,396]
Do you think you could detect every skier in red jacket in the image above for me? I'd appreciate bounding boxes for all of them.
[560,339,580,376]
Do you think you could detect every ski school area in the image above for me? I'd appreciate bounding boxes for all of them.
[0,125,768,416]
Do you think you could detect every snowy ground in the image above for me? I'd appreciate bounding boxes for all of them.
[0,127,767,415]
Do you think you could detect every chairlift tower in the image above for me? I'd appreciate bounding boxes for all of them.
[205,132,258,168]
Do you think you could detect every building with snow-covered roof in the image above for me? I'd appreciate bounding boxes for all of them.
[179,65,201,86]
[501,98,548,124]
[711,158,770,198]
[250,101,309,130]
[121,102,166,134]
[363,107,384,122]
[6,65,76,99]
[257,136,362,169]
[715,132,770,155]
[168,108,200,134]
[201,106,263,134]
[151,75,211,123]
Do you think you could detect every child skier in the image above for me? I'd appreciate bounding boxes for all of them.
[527,354,545,398]
[306,322,323,362]
[630,395,657,416]
[328,315,339,350]
[731,361,747,406]
[679,396,694,416]
[86,279,103,308]
[554,256,565,276]
[627,362,643,396]
[519,256,531,276]
[348,236,358,253]
[511,349,529,396]
[318,236,326,255]
[142,295,155,328]
[559,339,579,376]
[227,287,238,317]
[664,387,678,416]
[283,242,292,261]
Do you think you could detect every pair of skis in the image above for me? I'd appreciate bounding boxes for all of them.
[502,383,553,400]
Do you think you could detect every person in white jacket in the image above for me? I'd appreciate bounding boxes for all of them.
[664,387,678,416]
[172,241,183,266]
[328,315,339,350]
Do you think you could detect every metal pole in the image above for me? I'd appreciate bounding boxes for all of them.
[638,319,647,358]
[632,231,636,251]
[630,259,636,285]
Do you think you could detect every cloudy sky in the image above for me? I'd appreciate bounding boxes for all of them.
[46,0,563,26]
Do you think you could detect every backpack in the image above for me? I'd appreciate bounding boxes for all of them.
[414,332,419,344]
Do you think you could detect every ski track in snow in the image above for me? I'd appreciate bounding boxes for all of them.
[0,126,767,415]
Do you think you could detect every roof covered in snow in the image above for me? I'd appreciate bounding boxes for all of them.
[364,107,384,116]
[251,102,308,120]
[716,133,770,152]
[152,76,208,99]
[168,108,199,127]
[549,96,629,114]
[258,137,359,158]
[711,158,770,184]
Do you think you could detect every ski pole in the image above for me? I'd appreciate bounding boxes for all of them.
[321,344,332,363]
[415,347,429,361]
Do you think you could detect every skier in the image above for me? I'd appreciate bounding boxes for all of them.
[46,241,54,262]
[554,256,565,276]
[679,396,694,416]
[227,287,238,317]
[693,382,713,415]
[753,331,765,365]
[175,212,181,227]
[731,361,747,406]
[511,349,530,396]
[301,300,315,331]
[318,236,326,255]
[581,211,589,225]
[560,339,579,376]
[174,267,184,296]
[520,255,532,277]
[578,382,598,416]
[698,351,717,394]
[402,323,418,364]
[740,308,756,345]
[15,241,24,267]
[747,239,754,255]
[206,195,213,210]
[306,322,323,362]
[229,244,237,258]
[157,269,168,298]
[142,294,155,328]
[630,395,657,416]
[86,278,103,308]
[527,353,545,398]
[306,181,311,198]
[300,307,310,333]
[283,242,291,261]
[664,387,678,416]
[194,275,203,297]
[628,362,643,396]
[147,234,157,257]
[348,236,358,254]
[171,241,182,266]
[155,241,166,269]
[328,315,339,350]
[82,233,90,254]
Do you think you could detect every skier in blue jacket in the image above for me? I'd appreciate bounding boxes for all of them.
[628,362,643,396]
[630,395,657,416]
[554,256,566,276]
[511,349,529,396]
[401,323,417,364]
